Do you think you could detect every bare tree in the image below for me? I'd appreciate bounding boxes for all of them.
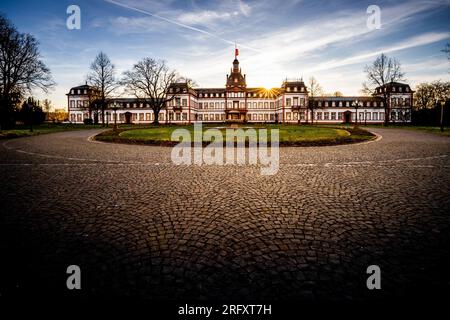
[0,14,54,129]
[443,43,450,60]
[87,52,117,126]
[307,76,323,124]
[362,53,405,124]
[121,58,180,125]
[42,99,52,113]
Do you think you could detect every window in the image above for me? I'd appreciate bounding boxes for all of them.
[264,102,268,109]
[286,98,291,107]
[182,99,187,107]
[258,102,263,109]
[146,113,150,121]
[373,112,378,121]
[324,112,329,120]
[331,112,336,120]
[317,112,322,120]
[359,112,364,120]
[338,112,343,120]
[391,111,396,121]
[199,102,203,109]
[366,113,371,120]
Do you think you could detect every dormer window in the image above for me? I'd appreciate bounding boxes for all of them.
[406,87,409,92]
[399,87,402,92]
[294,87,297,92]
[286,87,290,92]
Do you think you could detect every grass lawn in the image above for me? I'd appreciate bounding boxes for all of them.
[363,124,450,137]
[0,123,135,139]
[95,124,375,147]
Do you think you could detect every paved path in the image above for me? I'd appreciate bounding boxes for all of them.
[0,128,449,300]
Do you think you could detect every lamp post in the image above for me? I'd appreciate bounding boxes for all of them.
[111,102,119,130]
[352,100,361,125]
[440,100,445,132]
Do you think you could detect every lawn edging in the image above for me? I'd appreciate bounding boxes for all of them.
[93,125,376,147]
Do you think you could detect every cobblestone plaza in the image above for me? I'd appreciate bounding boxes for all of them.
[0,128,449,300]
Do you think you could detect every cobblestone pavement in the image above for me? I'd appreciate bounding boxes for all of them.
[0,128,449,300]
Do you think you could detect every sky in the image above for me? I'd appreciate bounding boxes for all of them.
[1,0,449,109]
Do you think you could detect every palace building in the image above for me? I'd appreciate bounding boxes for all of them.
[67,55,413,124]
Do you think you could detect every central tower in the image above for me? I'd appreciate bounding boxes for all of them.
[226,49,246,90]
[225,46,248,122]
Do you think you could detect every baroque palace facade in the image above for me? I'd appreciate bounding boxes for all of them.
[67,56,413,124]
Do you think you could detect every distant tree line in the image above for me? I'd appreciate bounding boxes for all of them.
[412,81,450,126]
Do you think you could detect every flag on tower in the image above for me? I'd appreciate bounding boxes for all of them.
[235,43,239,58]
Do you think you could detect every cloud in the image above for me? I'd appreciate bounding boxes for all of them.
[109,16,168,34]
[177,10,237,26]
[304,32,450,73]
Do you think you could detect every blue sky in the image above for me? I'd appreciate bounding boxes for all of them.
[1,0,449,108]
